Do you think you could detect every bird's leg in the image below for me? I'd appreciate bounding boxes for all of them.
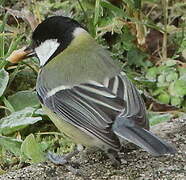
[106,149,121,167]
[47,149,80,165]
[47,144,84,175]
[47,144,84,165]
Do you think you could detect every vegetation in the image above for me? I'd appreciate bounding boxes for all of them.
[0,0,185,174]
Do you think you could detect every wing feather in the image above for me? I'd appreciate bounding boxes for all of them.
[37,72,148,149]
[116,73,148,129]
[37,81,124,150]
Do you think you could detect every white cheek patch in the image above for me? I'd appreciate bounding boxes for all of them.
[35,39,60,66]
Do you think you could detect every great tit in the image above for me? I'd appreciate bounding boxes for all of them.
[7,16,176,165]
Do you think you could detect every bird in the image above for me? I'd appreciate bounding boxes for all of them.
[7,16,176,166]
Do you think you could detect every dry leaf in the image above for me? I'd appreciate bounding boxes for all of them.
[6,8,39,30]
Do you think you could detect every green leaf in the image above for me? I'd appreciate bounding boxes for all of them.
[123,0,134,8]
[94,0,101,25]
[164,59,177,67]
[134,0,141,10]
[5,34,24,58]
[0,136,22,156]
[169,80,186,97]
[0,68,9,97]
[145,67,158,81]
[157,92,170,104]
[181,99,186,108]
[152,88,164,96]
[0,13,8,32]
[127,49,148,67]
[149,112,173,126]
[166,72,178,82]
[157,74,168,87]
[34,108,45,116]
[0,107,42,135]
[121,28,136,50]
[21,134,45,163]
[0,33,5,58]
[8,91,40,111]
[2,97,15,113]
[101,0,127,17]
[157,74,165,84]
[171,96,182,107]
[178,67,186,76]
[0,60,8,69]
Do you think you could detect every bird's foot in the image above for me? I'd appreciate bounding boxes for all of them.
[107,149,121,167]
[47,151,69,165]
[47,151,81,175]
[47,149,82,175]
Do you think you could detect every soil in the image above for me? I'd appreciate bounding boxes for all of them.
[1,117,185,180]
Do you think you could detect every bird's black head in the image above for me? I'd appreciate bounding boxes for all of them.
[32,16,83,46]
[29,16,86,66]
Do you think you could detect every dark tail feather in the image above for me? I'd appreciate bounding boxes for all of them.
[113,125,176,156]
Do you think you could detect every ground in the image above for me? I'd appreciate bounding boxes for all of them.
[0,117,185,180]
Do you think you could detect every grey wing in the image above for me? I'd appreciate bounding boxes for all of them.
[107,73,175,156]
[37,81,126,150]
[105,72,149,130]
[36,72,149,151]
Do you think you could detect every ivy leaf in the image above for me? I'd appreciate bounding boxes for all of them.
[157,74,167,87]
[8,91,39,111]
[146,67,158,81]
[166,72,178,82]
[157,92,170,104]
[0,107,42,135]
[169,80,186,97]
[171,96,182,107]
[0,136,22,156]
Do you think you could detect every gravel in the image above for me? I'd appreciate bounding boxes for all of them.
[1,117,185,180]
